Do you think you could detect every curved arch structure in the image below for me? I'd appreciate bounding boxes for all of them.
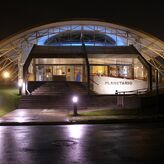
[0,20,163,81]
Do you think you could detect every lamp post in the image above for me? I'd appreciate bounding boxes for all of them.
[72,96,78,116]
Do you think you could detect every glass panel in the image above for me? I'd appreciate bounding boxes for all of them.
[53,66,66,75]
[134,58,147,80]
[91,66,108,76]
[74,66,83,82]
[35,65,53,81]
[117,65,132,79]
[36,65,44,81]
[35,65,84,82]
[109,65,118,77]
[44,66,53,81]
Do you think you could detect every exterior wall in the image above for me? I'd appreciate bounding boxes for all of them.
[93,76,148,94]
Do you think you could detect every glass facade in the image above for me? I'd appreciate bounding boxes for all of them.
[37,25,127,46]
[34,65,84,82]
[89,58,147,80]
[28,56,148,82]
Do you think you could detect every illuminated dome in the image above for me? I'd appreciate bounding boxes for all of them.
[44,30,116,46]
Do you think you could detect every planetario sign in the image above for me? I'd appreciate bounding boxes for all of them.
[93,76,148,94]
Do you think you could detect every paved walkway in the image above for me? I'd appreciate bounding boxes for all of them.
[0,109,70,123]
[0,108,163,125]
[0,108,115,123]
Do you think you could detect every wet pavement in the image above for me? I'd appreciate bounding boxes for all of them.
[0,123,164,163]
[0,109,69,123]
[1,109,162,125]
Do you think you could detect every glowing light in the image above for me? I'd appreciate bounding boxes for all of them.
[18,79,23,87]
[22,82,26,94]
[18,111,26,117]
[72,96,78,103]
[14,110,26,123]
[68,125,84,139]
[2,71,10,79]
[37,25,126,47]
[15,117,25,123]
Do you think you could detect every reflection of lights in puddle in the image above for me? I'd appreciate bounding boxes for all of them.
[17,111,26,117]
[43,109,48,112]
[68,125,85,139]
[67,125,86,162]
[15,117,25,123]
[42,109,54,113]
[15,111,26,122]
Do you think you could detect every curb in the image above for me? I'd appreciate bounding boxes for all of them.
[0,117,164,126]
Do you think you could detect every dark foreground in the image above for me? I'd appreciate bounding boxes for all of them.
[0,123,164,164]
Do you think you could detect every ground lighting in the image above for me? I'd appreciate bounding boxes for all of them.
[72,96,78,116]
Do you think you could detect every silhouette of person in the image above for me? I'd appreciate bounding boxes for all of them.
[76,71,81,82]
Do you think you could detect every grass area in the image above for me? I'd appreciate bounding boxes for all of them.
[0,86,20,117]
[69,109,139,117]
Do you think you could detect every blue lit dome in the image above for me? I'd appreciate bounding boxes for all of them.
[44,30,116,46]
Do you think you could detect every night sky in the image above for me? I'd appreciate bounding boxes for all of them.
[0,0,163,41]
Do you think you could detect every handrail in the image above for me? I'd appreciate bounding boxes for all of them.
[90,78,99,85]
[116,88,148,95]
[26,88,31,95]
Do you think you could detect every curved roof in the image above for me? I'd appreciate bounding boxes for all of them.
[44,30,116,45]
[0,20,163,80]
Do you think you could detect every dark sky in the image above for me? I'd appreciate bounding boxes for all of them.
[0,0,163,41]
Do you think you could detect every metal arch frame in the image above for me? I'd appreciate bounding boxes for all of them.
[0,20,163,81]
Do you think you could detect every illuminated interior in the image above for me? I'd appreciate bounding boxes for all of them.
[34,65,84,82]
[90,58,147,80]
[27,56,148,84]
[37,25,126,46]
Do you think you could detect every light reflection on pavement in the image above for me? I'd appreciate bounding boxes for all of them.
[0,123,164,163]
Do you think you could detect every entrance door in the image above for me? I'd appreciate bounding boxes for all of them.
[52,66,66,81]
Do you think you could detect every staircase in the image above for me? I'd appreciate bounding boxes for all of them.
[18,81,88,109]
[18,81,141,110]
[32,82,71,96]
[18,95,87,109]
[67,82,88,95]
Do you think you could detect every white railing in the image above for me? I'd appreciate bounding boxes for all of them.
[116,88,148,95]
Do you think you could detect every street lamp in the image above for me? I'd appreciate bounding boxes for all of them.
[72,96,78,116]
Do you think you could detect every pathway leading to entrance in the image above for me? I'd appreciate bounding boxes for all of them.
[0,109,69,123]
[1,107,163,125]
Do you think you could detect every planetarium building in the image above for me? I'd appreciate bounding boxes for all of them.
[0,20,163,95]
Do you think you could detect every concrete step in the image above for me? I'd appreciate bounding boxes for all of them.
[31,81,88,96]
[19,82,98,109]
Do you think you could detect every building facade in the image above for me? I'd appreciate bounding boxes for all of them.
[0,20,163,94]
